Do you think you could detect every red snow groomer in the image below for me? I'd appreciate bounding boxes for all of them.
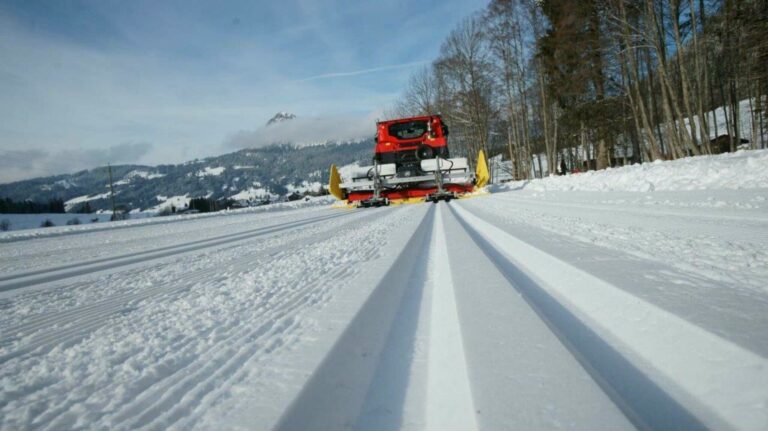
[328,115,488,207]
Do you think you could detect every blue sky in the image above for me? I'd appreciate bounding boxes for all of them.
[0,0,488,182]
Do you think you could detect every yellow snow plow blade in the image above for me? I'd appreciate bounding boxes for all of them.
[475,150,490,188]
[328,164,344,200]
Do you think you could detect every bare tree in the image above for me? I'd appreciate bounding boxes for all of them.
[433,14,497,163]
[395,66,439,117]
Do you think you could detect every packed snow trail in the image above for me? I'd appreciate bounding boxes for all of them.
[1,185,767,429]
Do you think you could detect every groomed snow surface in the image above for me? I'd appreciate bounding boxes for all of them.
[1,151,767,430]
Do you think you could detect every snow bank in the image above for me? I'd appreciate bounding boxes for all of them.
[495,150,768,193]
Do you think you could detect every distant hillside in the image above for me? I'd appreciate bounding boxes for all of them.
[0,140,373,213]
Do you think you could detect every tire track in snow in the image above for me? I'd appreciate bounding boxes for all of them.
[450,202,768,430]
[0,210,351,293]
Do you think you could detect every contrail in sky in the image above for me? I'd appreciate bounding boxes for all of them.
[295,60,428,82]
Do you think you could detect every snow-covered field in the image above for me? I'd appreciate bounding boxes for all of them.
[1,152,767,430]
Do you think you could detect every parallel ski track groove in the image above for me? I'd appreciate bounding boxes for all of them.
[0,211,352,292]
[274,205,435,430]
[449,203,708,431]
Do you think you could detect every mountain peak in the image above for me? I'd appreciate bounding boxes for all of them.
[266,112,296,127]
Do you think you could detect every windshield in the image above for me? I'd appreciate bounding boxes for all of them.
[388,121,428,140]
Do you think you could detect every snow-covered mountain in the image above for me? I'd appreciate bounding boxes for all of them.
[265,112,297,127]
[0,140,373,213]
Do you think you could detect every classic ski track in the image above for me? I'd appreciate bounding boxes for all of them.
[446,204,660,429]
[3,206,415,430]
[422,205,477,431]
[0,211,351,291]
[0,209,324,273]
[276,204,627,430]
[274,205,436,431]
[0,208,393,365]
[449,202,768,430]
[275,201,754,430]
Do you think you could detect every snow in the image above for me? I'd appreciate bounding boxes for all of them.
[229,187,278,202]
[526,97,767,176]
[64,192,112,212]
[496,149,768,193]
[113,170,165,185]
[337,161,370,180]
[683,97,767,142]
[285,181,322,195]
[424,208,478,431]
[53,179,76,189]
[1,151,767,430]
[150,194,191,213]
[195,166,226,177]
[453,203,768,430]
[127,170,164,180]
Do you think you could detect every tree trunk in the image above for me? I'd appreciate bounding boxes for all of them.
[670,0,701,155]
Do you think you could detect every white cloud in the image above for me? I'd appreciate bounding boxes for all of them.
[225,111,382,148]
[0,143,152,183]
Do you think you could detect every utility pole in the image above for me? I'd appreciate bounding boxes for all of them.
[108,163,118,221]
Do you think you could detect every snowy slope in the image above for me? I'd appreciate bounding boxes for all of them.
[1,152,767,430]
[498,149,768,192]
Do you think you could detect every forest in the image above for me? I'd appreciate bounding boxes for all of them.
[394,0,767,178]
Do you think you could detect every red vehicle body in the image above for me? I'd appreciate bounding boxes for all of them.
[373,115,449,158]
[345,115,473,204]
[328,114,489,206]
